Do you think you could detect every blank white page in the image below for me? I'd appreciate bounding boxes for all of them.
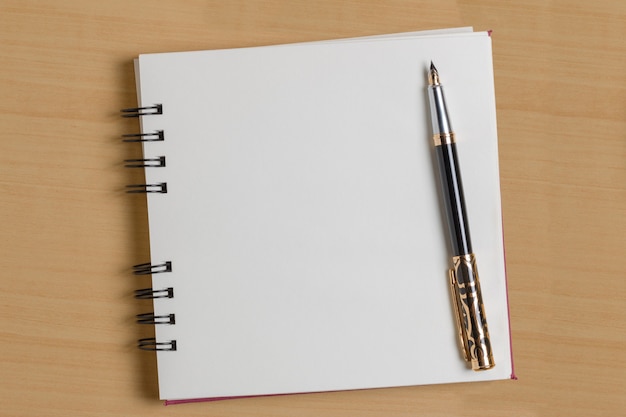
[134,30,512,402]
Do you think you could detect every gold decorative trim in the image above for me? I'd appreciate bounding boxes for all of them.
[448,253,495,371]
[433,132,455,146]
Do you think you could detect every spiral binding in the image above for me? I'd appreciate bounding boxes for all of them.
[122,130,165,142]
[124,156,166,168]
[126,183,168,194]
[124,103,176,352]
[138,338,177,351]
[132,261,172,275]
[136,313,176,325]
[121,104,163,117]
[135,287,174,299]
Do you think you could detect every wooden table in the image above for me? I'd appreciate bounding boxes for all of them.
[1,1,624,415]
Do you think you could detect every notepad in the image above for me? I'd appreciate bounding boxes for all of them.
[126,27,514,404]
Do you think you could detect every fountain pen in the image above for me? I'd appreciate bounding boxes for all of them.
[427,62,495,371]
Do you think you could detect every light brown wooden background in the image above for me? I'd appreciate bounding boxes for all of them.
[1,1,624,416]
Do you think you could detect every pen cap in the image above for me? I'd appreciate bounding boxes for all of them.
[448,254,495,371]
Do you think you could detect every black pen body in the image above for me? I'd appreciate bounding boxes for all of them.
[434,142,472,256]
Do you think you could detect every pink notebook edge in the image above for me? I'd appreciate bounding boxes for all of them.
[502,218,518,381]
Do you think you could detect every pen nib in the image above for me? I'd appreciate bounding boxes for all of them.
[428,61,440,86]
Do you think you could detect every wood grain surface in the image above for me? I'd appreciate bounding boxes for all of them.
[1,1,624,416]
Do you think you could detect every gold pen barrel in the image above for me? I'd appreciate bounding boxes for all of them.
[448,253,495,371]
